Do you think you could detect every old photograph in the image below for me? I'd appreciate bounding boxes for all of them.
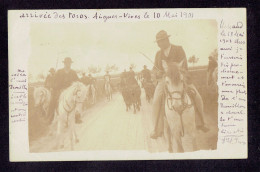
[27,20,218,153]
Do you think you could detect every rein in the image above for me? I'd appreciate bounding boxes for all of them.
[62,88,85,127]
[165,82,194,137]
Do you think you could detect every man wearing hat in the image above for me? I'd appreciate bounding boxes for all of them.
[48,57,80,123]
[54,57,79,91]
[150,30,208,140]
[141,65,152,83]
[127,67,138,86]
[207,56,218,85]
[45,68,56,91]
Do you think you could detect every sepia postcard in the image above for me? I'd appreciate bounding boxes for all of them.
[8,8,247,161]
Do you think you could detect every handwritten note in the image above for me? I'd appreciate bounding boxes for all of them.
[219,19,247,146]
[18,10,194,22]
[9,69,27,123]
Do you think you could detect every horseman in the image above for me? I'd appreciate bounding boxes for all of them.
[88,74,96,86]
[104,71,111,84]
[87,73,96,103]
[141,65,152,83]
[207,56,218,85]
[127,67,138,86]
[49,57,82,123]
[45,68,56,91]
[150,30,209,139]
[119,69,128,89]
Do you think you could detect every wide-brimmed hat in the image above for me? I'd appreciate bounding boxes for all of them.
[63,57,73,64]
[49,68,55,73]
[155,30,171,42]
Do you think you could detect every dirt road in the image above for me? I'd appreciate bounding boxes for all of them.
[29,88,218,153]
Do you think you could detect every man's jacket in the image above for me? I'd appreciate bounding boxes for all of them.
[153,44,188,77]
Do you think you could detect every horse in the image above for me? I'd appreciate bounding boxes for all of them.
[120,78,141,113]
[104,80,112,101]
[164,63,197,153]
[128,84,141,114]
[88,84,96,104]
[54,81,89,150]
[142,80,155,103]
[33,87,51,117]
[120,79,131,111]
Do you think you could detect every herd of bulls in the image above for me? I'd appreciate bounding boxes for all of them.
[119,77,155,114]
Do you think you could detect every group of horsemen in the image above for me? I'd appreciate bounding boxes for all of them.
[42,30,213,141]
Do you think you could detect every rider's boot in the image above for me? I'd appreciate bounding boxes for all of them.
[192,91,209,133]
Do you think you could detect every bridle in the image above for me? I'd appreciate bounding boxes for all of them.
[165,81,194,137]
[61,87,86,127]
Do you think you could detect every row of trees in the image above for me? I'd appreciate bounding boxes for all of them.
[188,48,218,67]
[31,49,217,82]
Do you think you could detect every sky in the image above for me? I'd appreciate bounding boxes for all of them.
[29,20,217,78]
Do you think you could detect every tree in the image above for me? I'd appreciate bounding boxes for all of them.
[105,64,119,72]
[88,65,101,74]
[188,55,199,67]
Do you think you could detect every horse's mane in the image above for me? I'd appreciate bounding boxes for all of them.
[34,87,51,105]
[166,62,181,85]
[59,81,88,102]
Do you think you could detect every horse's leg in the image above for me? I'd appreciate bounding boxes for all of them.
[70,127,74,150]
[192,133,198,151]
[191,121,198,151]
[175,133,184,153]
[166,123,173,153]
[55,120,65,150]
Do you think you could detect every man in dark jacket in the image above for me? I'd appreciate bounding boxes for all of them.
[150,30,208,140]
[127,67,138,86]
[54,57,79,92]
[207,56,218,85]
[141,65,152,82]
[45,68,56,91]
[48,57,80,123]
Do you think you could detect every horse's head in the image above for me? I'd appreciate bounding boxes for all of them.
[165,62,183,90]
[72,82,89,103]
[33,87,47,107]
[164,62,185,113]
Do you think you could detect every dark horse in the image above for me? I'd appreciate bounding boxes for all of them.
[120,77,141,114]
[142,80,155,103]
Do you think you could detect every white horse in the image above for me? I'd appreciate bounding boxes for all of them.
[33,87,51,117]
[89,84,96,104]
[164,63,197,153]
[55,81,89,150]
[104,80,112,101]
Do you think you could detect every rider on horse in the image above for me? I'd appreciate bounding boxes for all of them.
[45,68,56,91]
[141,65,152,83]
[150,30,209,139]
[104,71,111,84]
[127,67,138,86]
[207,55,218,85]
[51,57,82,124]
